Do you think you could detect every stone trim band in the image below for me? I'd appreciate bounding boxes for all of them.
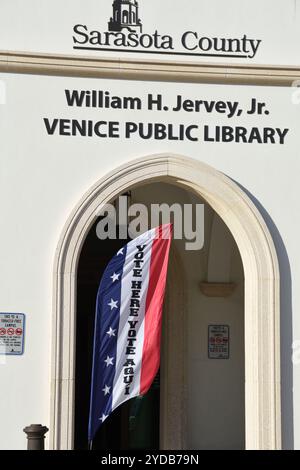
[0,50,300,86]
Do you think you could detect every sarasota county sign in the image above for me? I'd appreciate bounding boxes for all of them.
[72,0,262,59]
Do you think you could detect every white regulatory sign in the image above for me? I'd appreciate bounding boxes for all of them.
[208,325,229,359]
[0,313,25,355]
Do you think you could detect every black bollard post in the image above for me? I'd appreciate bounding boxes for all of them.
[23,424,49,450]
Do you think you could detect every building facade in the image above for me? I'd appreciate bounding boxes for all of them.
[0,0,300,450]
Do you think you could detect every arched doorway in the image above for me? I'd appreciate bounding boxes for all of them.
[73,182,245,449]
[50,154,281,450]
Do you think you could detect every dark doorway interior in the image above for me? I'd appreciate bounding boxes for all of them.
[74,220,160,450]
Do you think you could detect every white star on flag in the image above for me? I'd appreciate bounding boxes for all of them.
[108,298,118,310]
[117,248,124,256]
[99,413,108,422]
[106,327,116,337]
[110,272,120,282]
[104,355,114,367]
[102,385,111,396]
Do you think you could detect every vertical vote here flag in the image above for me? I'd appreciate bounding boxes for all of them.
[88,224,172,443]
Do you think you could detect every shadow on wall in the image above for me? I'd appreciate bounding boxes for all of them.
[235,181,294,450]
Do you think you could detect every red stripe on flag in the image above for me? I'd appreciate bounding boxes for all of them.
[140,224,172,395]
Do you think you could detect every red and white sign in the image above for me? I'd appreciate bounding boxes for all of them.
[208,325,229,359]
[0,313,25,355]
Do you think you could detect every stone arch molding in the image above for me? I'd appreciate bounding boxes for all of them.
[50,154,281,450]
